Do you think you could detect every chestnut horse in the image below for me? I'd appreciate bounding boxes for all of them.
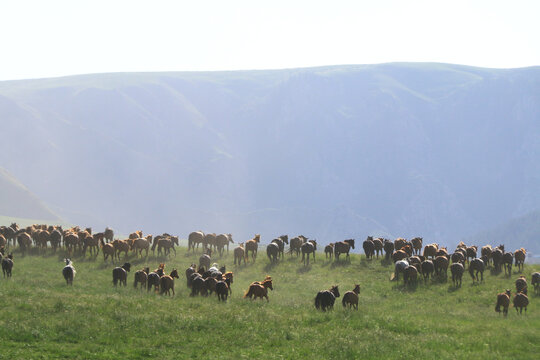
[244,278,273,301]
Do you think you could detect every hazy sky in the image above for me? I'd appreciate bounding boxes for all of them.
[0,0,538,81]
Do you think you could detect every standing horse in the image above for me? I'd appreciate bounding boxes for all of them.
[315,285,340,311]
[234,243,246,265]
[188,231,205,252]
[372,238,384,258]
[411,237,423,255]
[266,243,279,263]
[245,234,260,262]
[532,272,540,295]
[215,278,231,301]
[289,236,306,257]
[334,239,355,261]
[134,267,149,290]
[514,248,526,272]
[301,240,317,265]
[383,239,394,261]
[324,243,334,259]
[495,289,511,316]
[342,284,360,310]
[271,235,288,258]
[450,263,464,287]
[160,269,179,296]
[2,253,13,277]
[469,258,485,283]
[502,252,514,276]
[112,262,131,287]
[363,238,375,259]
[62,259,76,285]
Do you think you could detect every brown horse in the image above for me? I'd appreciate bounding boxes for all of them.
[216,234,234,256]
[324,243,334,259]
[514,248,526,272]
[342,284,360,309]
[160,269,179,296]
[301,240,317,265]
[315,285,340,311]
[188,231,205,252]
[134,267,149,290]
[495,289,511,316]
[245,234,260,262]
[513,292,529,314]
[423,244,438,259]
[100,238,116,263]
[411,237,423,255]
[131,237,150,257]
[244,277,273,301]
[271,235,288,258]
[234,243,246,265]
[335,239,355,261]
[289,235,306,257]
[372,238,384,258]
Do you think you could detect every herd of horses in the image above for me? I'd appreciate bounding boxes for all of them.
[1,222,539,314]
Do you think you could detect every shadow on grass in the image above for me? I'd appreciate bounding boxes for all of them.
[297,265,312,274]
[447,284,462,292]
[380,258,393,267]
[392,281,418,292]
[264,261,279,272]
[331,260,351,269]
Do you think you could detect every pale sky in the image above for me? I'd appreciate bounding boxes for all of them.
[0,0,538,81]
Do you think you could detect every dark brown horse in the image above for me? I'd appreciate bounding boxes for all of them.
[112,262,131,287]
[335,239,355,261]
[301,240,317,265]
[234,243,246,265]
[315,285,340,311]
[271,235,288,258]
[495,289,511,316]
[514,248,526,272]
[134,267,149,290]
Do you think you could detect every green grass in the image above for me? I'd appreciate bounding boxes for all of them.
[0,247,539,359]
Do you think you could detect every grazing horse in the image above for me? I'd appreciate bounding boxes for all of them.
[160,269,179,296]
[271,235,288,258]
[134,267,149,290]
[234,244,246,265]
[324,243,334,259]
[215,278,231,301]
[502,252,514,276]
[112,262,131,287]
[301,240,317,265]
[495,289,511,316]
[393,260,409,281]
[245,234,260,262]
[450,262,464,287]
[244,278,273,301]
[334,239,355,261]
[62,259,76,285]
[2,253,13,278]
[383,240,394,261]
[363,237,375,259]
[514,248,526,272]
[266,243,279,263]
[315,285,340,311]
[342,284,360,309]
[469,258,485,283]
[411,237,423,255]
[372,238,384,258]
[188,231,205,252]
[513,293,529,314]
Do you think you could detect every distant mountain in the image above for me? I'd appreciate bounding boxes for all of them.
[465,209,540,256]
[0,63,539,250]
[0,167,60,221]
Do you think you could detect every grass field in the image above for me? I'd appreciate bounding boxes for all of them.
[0,246,539,359]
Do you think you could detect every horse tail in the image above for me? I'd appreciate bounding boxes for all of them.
[314,293,321,309]
[495,302,501,313]
[243,287,251,298]
[468,264,474,279]
[342,296,347,307]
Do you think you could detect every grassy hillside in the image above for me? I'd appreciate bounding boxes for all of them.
[0,246,538,359]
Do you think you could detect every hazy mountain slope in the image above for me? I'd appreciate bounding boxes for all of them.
[466,209,540,256]
[0,167,60,221]
[0,63,539,251]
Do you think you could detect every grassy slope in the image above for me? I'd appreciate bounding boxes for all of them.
[0,247,539,359]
